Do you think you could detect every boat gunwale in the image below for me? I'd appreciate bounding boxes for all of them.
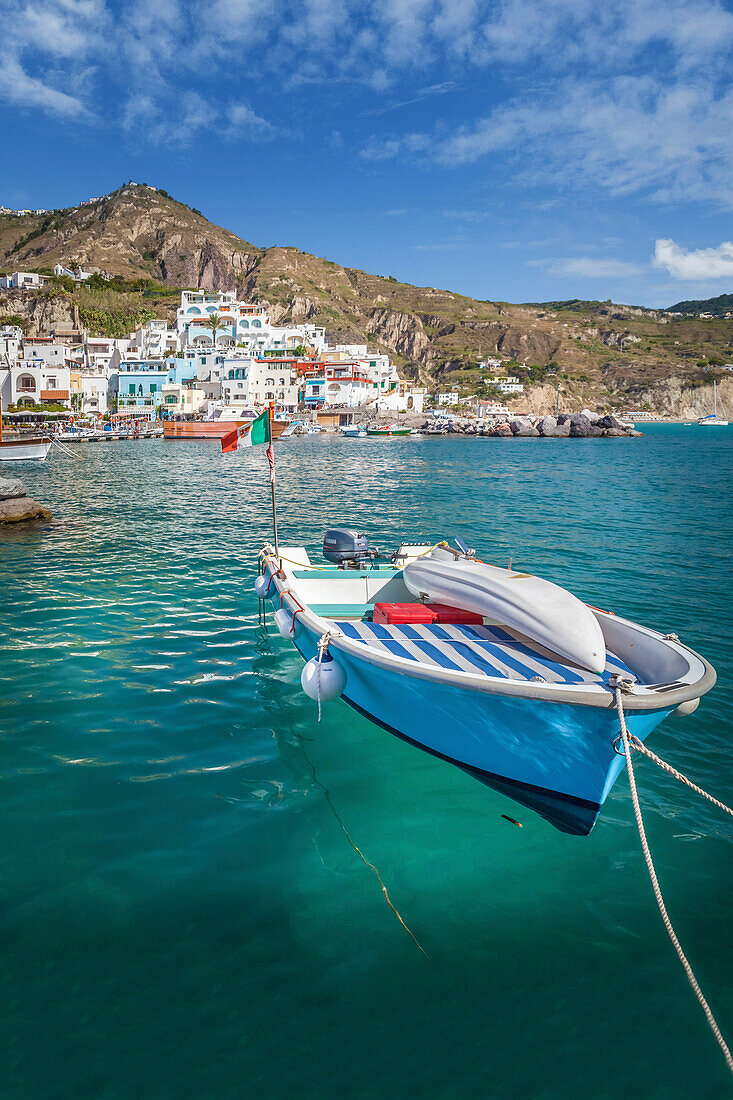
[260,549,717,712]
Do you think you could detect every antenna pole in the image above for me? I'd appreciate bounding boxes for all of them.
[268,401,279,560]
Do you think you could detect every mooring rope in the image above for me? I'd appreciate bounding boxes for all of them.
[627,735,733,819]
[297,734,429,960]
[611,678,733,1074]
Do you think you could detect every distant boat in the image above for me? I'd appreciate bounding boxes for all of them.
[366,424,411,436]
[698,381,728,426]
[164,407,290,440]
[341,426,367,438]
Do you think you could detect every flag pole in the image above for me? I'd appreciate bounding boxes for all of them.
[267,401,279,561]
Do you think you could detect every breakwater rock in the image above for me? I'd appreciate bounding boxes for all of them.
[0,477,52,524]
[422,409,642,438]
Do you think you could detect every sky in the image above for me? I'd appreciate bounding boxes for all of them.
[2,0,733,308]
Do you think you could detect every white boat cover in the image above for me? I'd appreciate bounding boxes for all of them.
[403,556,607,674]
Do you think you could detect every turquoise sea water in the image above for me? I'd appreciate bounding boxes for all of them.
[1,425,731,1098]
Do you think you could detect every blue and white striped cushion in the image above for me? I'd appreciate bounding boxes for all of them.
[334,620,634,685]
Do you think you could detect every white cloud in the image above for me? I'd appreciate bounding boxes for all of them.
[227,102,275,137]
[539,258,645,278]
[0,54,88,118]
[653,239,733,280]
[366,76,733,206]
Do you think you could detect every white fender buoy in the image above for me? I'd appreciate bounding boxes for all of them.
[301,654,346,701]
[673,697,700,717]
[274,608,295,638]
[254,574,274,599]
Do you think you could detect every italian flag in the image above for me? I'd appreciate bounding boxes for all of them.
[221,410,271,453]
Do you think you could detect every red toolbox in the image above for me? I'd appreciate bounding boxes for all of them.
[373,603,438,625]
[426,603,484,625]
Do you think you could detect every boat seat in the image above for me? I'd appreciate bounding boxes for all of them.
[333,620,636,686]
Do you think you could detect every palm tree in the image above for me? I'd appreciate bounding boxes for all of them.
[204,312,222,344]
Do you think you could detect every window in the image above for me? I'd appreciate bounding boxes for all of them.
[279,378,285,385]
[265,377,275,385]
[128,384,136,395]
[265,391,274,400]
[150,383,157,393]
[47,376,57,388]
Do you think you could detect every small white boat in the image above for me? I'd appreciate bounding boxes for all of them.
[341,426,367,438]
[698,381,728,426]
[0,436,52,461]
[258,531,715,834]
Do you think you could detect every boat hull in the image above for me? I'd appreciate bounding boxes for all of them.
[0,437,52,461]
[287,615,672,834]
[164,419,289,440]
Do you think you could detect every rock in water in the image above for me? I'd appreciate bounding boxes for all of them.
[0,477,27,500]
[0,498,52,524]
[569,414,592,437]
[597,414,623,429]
[580,408,601,424]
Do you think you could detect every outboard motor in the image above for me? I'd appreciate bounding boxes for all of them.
[323,527,371,566]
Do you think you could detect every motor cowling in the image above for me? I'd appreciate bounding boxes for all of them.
[323,527,370,564]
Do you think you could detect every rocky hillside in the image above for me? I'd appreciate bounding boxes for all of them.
[2,183,733,413]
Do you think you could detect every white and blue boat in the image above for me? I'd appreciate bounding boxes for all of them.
[257,533,716,834]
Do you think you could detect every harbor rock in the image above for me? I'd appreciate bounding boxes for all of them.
[0,497,52,524]
[597,414,624,429]
[537,415,558,435]
[0,477,27,500]
[569,415,592,437]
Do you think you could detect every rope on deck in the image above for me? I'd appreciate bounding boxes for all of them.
[611,677,733,1075]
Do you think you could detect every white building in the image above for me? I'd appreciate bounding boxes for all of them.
[0,271,45,290]
[492,376,524,394]
[84,336,122,373]
[132,319,179,359]
[0,324,23,366]
[175,291,325,356]
[9,362,72,407]
[221,356,302,412]
[161,383,207,417]
[21,337,67,367]
[53,264,92,283]
[437,391,460,406]
[80,374,110,415]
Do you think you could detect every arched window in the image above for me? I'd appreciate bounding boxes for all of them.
[18,374,36,390]
[206,305,218,314]
[279,378,285,385]
[265,377,275,385]
[265,391,274,400]
[187,306,199,314]
[252,320,261,328]
[239,319,249,329]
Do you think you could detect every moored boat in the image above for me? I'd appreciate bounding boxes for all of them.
[257,532,715,834]
[698,381,728,426]
[366,424,411,436]
[0,436,52,461]
[164,415,291,440]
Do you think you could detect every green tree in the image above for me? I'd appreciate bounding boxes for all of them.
[204,312,222,343]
